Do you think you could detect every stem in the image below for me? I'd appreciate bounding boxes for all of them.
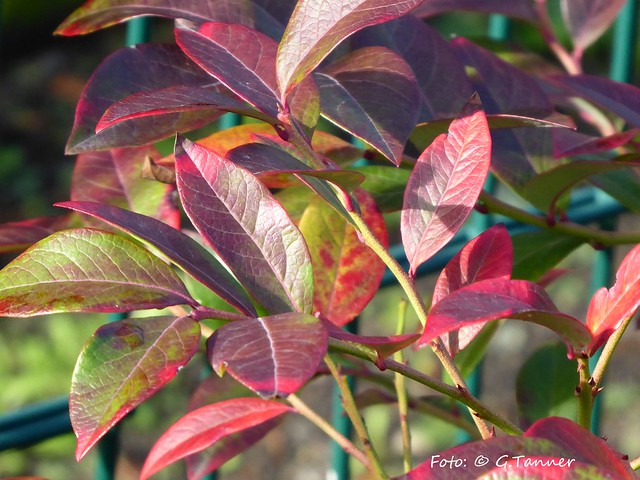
[479,191,640,246]
[592,315,634,387]
[576,357,593,430]
[287,393,370,469]
[394,300,412,472]
[534,0,582,74]
[325,355,389,480]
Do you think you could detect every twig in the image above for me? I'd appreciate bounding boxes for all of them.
[592,315,634,387]
[394,299,412,471]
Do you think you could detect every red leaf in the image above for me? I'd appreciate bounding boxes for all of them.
[71,316,200,459]
[299,189,388,325]
[434,224,512,355]
[418,278,592,356]
[552,129,639,158]
[0,215,71,254]
[276,0,425,97]
[140,398,292,480]
[207,313,328,398]
[401,95,492,275]
[325,321,419,359]
[586,242,640,355]
[175,136,314,314]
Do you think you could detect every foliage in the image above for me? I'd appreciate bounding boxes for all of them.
[2,0,640,478]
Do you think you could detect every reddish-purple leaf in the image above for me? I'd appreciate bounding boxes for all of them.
[55,0,255,36]
[70,146,179,229]
[586,242,640,355]
[353,16,473,122]
[561,0,627,54]
[434,224,513,355]
[418,278,592,356]
[175,136,313,314]
[0,229,195,317]
[553,74,640,129]
[0,215,71,253]
[299,189,388,326]
[316,47,419,165]
[324,321,419,359]
[140,398,292,480]
[412,0,538,22]
[276,0,425,98]
[553,129,639,158]
[71,316,200,460]
[66,44,224,153]
[207,312,327,397]
[401,96,492,276]
[57,201,257,316]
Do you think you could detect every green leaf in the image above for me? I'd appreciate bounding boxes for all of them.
[512,230,584,282]
[354,165,410,212]
[0,229,195,317]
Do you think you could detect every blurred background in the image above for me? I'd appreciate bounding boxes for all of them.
[1,1,640,479]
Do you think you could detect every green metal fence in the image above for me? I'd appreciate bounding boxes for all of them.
[1,2,639,479]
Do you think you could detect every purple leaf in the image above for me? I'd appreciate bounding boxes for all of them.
[316,46,419,165]
[401,96,492,276]
[140,398,292,480]
[353,16,473,121]
[434,224,513,355]
[175,136,313,314]
[412,0,538,22]
[57,201,257,316]
[70,146,179,228]
[561,0,627,54]
[0,229,195,317]
[0,215,72,253]
[553,129,639,158]
[66,44,224,153]
[56,0,255,36]
[552,74,640,128]
[418,278,592,356]
[71,315,200,459]
[207,312,327,397]
[276,0,425,98]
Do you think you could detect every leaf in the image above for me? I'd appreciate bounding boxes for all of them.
[57,201,257,316]
[70,146,179,228]
[71,315,200,459]
[401,96,492,276]
[586,242,640,355]
[324,321,418,359]
[316,47,419,165]
[207,312,327,398]
[354,165,410,212]
[352,15,473,122]
[561,0,627,53]
[553,129,639,158]
[0,229,195,317]
[433,224,512,355]
[412,0,538,22]
[56,0,255,36]
[521,159,640,214]
[0,216,71,253]
[553,74,640,128]
[175,136,313,314]
[417,278,592,356]
[512,230,584,282]
[140,398,292,480]
[276,0,425,97]
[66,44,225,153]
[591,169,640,214]
[299,189,388,326]
[516,342,578,429]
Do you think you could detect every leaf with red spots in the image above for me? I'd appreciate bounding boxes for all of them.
[141,398,292,480]
[175,136,313,314]
[0,229,195,317]
[401,96,492,276]
[299,189,388,326]
[207,313,327,398]
[433,224,513,355]
[586,242,640,355]
[71,316,200,460]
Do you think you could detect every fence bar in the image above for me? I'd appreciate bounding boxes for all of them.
[610,0,639,83]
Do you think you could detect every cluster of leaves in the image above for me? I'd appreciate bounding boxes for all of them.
[2,0,640,478]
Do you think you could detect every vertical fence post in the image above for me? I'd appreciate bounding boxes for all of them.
[610,0,639,83]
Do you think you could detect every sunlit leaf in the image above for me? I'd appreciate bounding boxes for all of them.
[561,0,627,53]
[299,189,387,325]
[71,316,200,459]
[175,136,313,314]
[276,0,425,97]
[57,201,257,316]
[140,398,292,480]
[401,96,491,275]
[0,229,195,317]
